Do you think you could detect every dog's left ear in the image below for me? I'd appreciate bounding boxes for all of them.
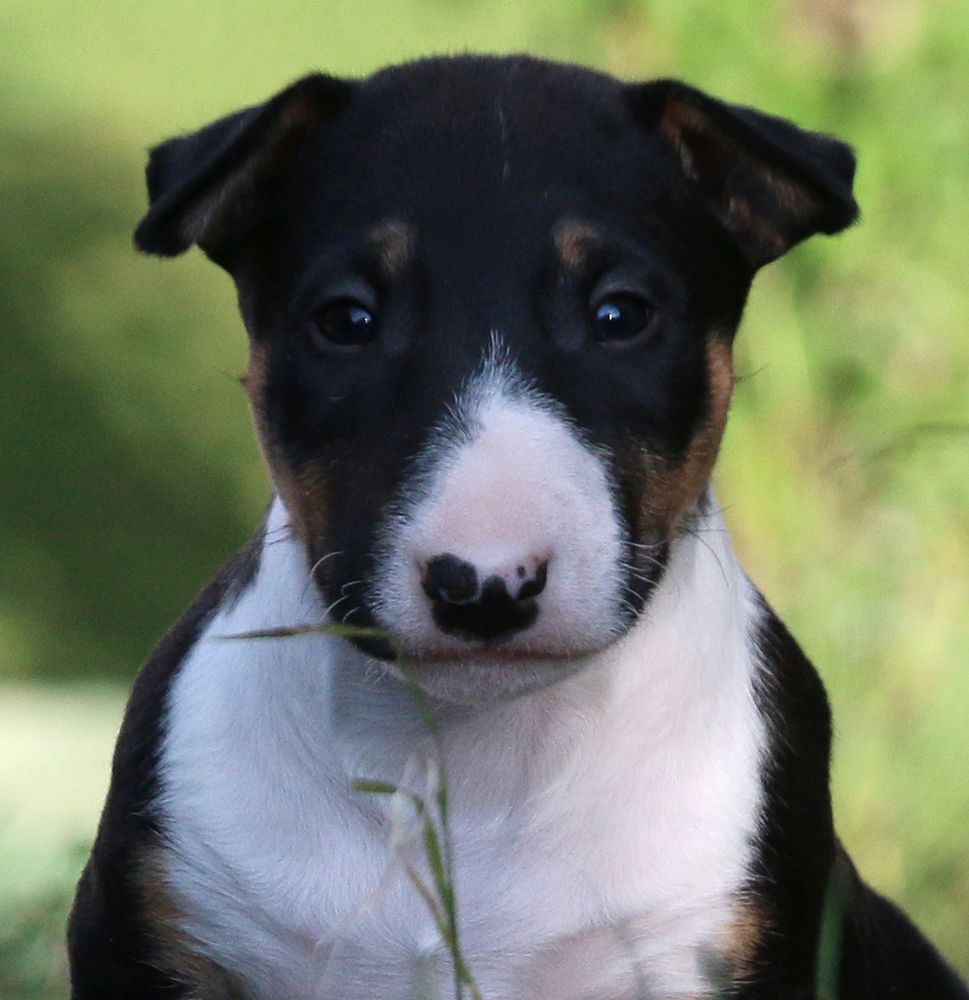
[134,73,355,265]
[627,81,858,268]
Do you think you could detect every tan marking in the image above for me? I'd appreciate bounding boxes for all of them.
[659,97,713,180]
[765,167,817,220]
[727,195,789,257]
[553,219,602,274]
[720,896,766,985]
[635,338,734,541]
[139,850,243,999]
[660,95,824,261]
[371,219,414,279]
[244,343,330,549]
[181,84,334,252]
[659,95,702,141]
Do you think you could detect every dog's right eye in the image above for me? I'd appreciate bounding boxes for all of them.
[590,294,655,345]
[309,301,378,350]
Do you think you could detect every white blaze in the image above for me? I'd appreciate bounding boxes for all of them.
[372,345,625,668]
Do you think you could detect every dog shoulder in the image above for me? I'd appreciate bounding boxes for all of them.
[67,529,264,998]
[743,603,968,998]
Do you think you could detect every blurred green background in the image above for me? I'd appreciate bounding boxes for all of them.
[1,0,967,995]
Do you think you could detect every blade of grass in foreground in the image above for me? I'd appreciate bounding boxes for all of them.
[221,622,392,642]
[815,860,851,1000]
[224,621,482,1000]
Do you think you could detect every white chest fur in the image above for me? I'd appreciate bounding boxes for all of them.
[158,500,767,1000]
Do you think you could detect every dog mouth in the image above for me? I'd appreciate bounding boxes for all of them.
[320,572,641,667]
[347,626,594,667]
[399,645,578,667]
[307,568,639,705]
[323,597,608,665]
[351,615,622,671]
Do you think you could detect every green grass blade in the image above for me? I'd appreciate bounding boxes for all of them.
[816,860,851,1000]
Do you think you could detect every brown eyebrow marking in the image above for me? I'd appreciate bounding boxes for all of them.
[370,219,414,279]
[553,218,604,274]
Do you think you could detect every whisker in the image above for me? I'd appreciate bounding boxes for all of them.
[264,523,294,540]
[262,536,294,548]
[621,552,666,574]
[700,498,735,519]
[618,596,639,617]
[309,551,345,579]
[322,593,354,619]
[628,540,666,552]
[617,560,655,580]
[302,551,346,600]
[684,527,728,586]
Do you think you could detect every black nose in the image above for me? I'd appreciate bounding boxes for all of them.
[421,554,548,641]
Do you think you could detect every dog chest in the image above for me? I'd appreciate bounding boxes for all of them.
[157,711,762,1000]
[152,502,767,999]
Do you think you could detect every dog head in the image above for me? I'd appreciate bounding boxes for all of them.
[135,56,856,701]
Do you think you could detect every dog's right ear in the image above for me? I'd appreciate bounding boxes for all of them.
[134,74,354,264]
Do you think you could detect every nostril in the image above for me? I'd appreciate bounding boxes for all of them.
[516,560,548,601]
[421,554,479,605]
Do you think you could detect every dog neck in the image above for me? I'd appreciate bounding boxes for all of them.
[183,494,763,819]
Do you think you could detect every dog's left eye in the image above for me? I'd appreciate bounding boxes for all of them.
[591,295,655,344]
[310,301,377,349]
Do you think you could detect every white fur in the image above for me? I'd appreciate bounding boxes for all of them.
[372,348,626,702]
[158,496,768,999]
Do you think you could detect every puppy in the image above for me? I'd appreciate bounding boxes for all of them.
[69,55,968,999]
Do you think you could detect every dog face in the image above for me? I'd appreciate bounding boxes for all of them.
[136,56,856,700]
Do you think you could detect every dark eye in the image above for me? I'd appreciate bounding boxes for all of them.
[591,294,655,344]
[310,300,377,349]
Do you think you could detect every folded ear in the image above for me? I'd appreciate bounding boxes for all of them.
[134,73,354,263]
[627,80,858,268]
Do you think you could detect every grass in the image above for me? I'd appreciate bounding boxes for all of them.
[231,627,484,999]
[0,684,124,1000]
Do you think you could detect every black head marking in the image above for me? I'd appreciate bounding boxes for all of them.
[133,55,859,645]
